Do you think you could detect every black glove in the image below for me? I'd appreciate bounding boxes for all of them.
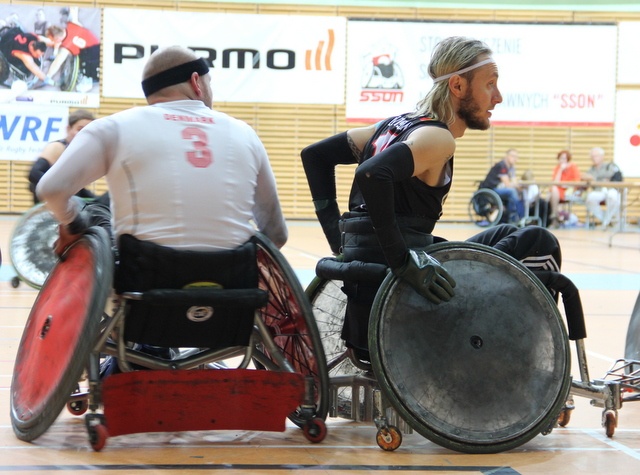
[392,249,456,304]
[314,199,342,255]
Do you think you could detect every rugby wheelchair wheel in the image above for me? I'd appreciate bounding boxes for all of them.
[9,204,59,289]
[59,54,80,92]
[369,242,571,454]
[469,188,503,227]
[0,52,10,84]
[10,227,113,441]
[624,291,640,373]
[253,233,329,426]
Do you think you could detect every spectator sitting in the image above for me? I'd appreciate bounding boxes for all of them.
[583,147,623,229]
[479,148,524,224]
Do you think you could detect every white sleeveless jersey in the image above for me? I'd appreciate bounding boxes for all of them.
[37,100,287,250]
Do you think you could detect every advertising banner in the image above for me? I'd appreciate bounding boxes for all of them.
[346,21,617,126]
[614,90,640,177]
[0,104,68,161]
[0,5,100,107]
[102,9,346,104]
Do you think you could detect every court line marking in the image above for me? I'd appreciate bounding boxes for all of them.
[0,464,522,473]
[583,428,640,460]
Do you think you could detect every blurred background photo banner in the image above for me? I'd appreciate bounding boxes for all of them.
[0,5,100,107]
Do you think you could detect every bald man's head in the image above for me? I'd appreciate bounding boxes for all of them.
[140,46,212,107]
[142,46,199,81]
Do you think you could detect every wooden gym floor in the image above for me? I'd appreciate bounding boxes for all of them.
[0,215,639,474]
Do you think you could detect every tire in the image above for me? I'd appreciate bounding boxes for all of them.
[59,54,80,92]
[469,188,504,227]
[10,227,114,441]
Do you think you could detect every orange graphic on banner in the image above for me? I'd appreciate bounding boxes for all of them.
[305,29,334,71]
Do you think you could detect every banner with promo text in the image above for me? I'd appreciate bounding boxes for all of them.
[102,8,346,104]
[346,20,617,126]
[0,104,69,161]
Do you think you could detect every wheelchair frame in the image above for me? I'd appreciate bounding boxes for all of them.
[10,228,329,450]
[309,242,640,453]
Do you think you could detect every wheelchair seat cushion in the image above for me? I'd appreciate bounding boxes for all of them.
[114,235,261,348]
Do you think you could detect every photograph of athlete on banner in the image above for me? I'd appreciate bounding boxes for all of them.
[0,5,100,107]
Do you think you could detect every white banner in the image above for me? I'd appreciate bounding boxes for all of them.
[614,90,640,178]
[617,22,640,85]
[346,21,617,126]
[102,9,346,104]
[0,104,68,161]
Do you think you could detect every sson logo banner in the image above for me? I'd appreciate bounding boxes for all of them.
[346,20,617,126]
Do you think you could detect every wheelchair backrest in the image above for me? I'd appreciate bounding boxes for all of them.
[114,235,260,348]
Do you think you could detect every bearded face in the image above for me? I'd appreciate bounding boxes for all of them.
[457,86,491,131]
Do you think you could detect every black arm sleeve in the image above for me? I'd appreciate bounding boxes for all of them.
[28,157,51,186]
[301,132,359,254]
[300,132,358,202]
[354,142,415,269]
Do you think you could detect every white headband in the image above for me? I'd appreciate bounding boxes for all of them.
[432,58,495,83]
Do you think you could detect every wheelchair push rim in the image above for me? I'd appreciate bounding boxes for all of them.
[9,204,59,289]
[10,227,113,441]
[254,233,329,425]
[369,242,571,454]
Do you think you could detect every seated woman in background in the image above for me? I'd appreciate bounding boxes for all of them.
[28,109,96,204]
[548,149,581,228]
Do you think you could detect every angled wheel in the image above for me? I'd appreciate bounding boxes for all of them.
[369,242,571,454]
[252,233,329,426]
[10,227,114,441]
[306,276,372,419]
[469,188,503,227]
[59,54,80,92]
[624,291,640,373]
[9,204,59,289]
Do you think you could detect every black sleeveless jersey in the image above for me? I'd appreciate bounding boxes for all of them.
[349,113,453,222]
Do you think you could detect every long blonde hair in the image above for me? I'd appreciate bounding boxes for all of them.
[411,37,493,125]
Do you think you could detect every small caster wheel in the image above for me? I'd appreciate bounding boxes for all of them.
[604,410,617,438]
[557,407,573,427]
[89,424,109,451]
[303,417,327,443]
[67,399,88,416]
[11,276,20,288]
[376,425,402,451]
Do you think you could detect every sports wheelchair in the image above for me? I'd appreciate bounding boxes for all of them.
[308,241,640,453]
[468,188,504,227]
[10,227,329,451]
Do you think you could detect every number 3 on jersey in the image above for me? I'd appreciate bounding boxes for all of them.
[182,126,213,168]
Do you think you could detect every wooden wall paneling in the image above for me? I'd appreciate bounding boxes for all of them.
[2,1,638,225]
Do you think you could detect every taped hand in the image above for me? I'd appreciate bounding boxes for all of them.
[392,249,456,304]
[54,211,89,258]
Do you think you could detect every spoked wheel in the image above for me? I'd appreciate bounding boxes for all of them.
[9,204,59,289]
[306,276,372,419]
[252,233,329,426]
[10,227,114,441]
[469,188,504,227]
[369,242,571,454]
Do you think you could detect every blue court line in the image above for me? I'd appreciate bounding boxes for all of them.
[2,265,637,292]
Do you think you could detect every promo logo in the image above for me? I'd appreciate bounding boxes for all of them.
[114,29,337,72]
